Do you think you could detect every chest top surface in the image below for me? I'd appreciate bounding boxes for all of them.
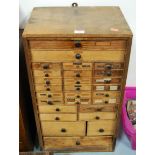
[23,6,132,38]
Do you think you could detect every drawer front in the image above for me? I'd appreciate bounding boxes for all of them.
[87,120,116,136]
[32,63,61,70]
[36,92,63,99]
[93,91,120,98]
[94,70,123,77]
[37,98,63,105]
[41,122,85,136]
[93,98,120,104]
[64,70,92,78]
[64,78,92,85]
[79,112,116,121]
[93,85,121,91]
[33,70,61,77]
[93,77,121,84]
[95,62,124,70]
[39,114,77,121]
[35,84,62,92]
[43,136,113,150]
[33,77,62,84]
[63,62,92,70]
[38,105,77,113]
[30,40,126,50]
[31,50,124,62]
[79,105,116,113]
[64,85,91,91]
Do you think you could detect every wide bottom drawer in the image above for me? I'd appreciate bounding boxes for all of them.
[43,136,113,150]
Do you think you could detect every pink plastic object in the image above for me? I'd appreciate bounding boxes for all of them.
[122,87,136,150]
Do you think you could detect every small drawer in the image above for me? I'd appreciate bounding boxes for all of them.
[39,114,77,121]
[79,105,116,113]
[79,112,116,121]
[33,77,62,85]
[93,77,121,84]
[36,92,63,99]
[64,70,92,78]
[64,85,91,91]
[41,121,85,136]
[43,136,113,150]
[63,62,92,70]
[93,84,121,91]
[94,70,123,77]
[93,98,120,104]
[87,120,116,136]
[95,62,124,70]
[32,63,61,70]
[38,105,77,113]
[35,84,62,92]
[93,91,120,98]
[37,98,63,105]
[64,78,92,85]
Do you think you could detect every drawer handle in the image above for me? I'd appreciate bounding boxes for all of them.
[75,53,81,59]
[76,81,80,84]
[95,116,100,120]
[76,101,80,104]
[99,128,104,133]
[97,108,102,112]
[105,94,109,97]
[104,80,111,84]
[76,95,80,98]
[76,87,80,91]
[105,101,108,104]
[61,128,67,132]
[106,71,112,76]
[76,73,80,77]
[76,141,80,145]
[55,117,60,120]
[75,42,81,48]
[43,64,49,69]
[72,2,78,7]
[56,108,60,112]
[45,73,49,77]
[46,88,50,91]
[46,80,50,85]
[48,94,52,98]
[47,100,53,105]
[105,64,112,70]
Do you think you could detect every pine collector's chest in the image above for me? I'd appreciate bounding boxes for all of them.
[22,6,132,152]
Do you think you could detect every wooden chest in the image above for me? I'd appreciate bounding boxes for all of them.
[22,6,132,152]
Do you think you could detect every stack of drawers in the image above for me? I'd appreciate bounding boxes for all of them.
[23,7,132,152]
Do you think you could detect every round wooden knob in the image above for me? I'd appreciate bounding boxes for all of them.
[75,42,81,48]
[99,128,104,133]
[105,101,108,104]
[45,73,49,77]
[76,87,80,91]
[105,94,109,97]
[106,64,112,69]
[97,108,102,112]
[72,2,78,7]
[75,53,81,59]
[76,73,80,77]
[76,101,80,104]
[55,117,60,120]
[56,108,60,112]
[76,141,80,145]
[48,94,52,98]
[43,64,49,69]
[95,116,100,120]
[61,128,66,132]
[76,95,80,98]
[47,100,52,105]
[46,88,50,91]
[76,81,80,84]
[46,80,50,85]
[106,71,112,76]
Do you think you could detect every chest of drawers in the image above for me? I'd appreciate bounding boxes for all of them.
[22,6,132,152]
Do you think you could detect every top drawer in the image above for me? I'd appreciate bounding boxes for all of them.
[29,40,126,50]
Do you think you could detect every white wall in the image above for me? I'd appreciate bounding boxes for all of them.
[19,0,136,86]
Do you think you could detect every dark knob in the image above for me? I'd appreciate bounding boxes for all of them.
[43,64,49,69]
[105,94,109,97]
[95,116,100,120]
[76,141,80,145]
[76,101,80,104]
[55,117,60,120]
[99,128,104,133]
[105,101,108,104]
[61,128,66,132]
[45,73,49,77]
[75,42,81,48]
[105,80,111,84]
[106,71,112,76]
[97,108,102,112]
[76,95,80,98]
[46,88,50,91]
[48,94,52,98]
[76,73,80,77]
[72,2,78,7]
[46,80,50,85]
[76,87,80,91]
[106,64,112,70]
[75,53,81,59]
[76,81,80,84]
[56,108,60,112]
[47,100,53,105]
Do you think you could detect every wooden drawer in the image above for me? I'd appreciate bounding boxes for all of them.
[87,120,116,136]
[95,62,124,70]
[38,105,77,113]
[36,92,63,99]
[33,70,61,77]
[35,84,62,92]
[64,85,91,91]
[41,121,85,136]
[93,91,120,98]
[79,105,116,113]
[94,70,123,77]
[64,70,92,78]
[29,40,126,50]
[65,92,91,104]
[64,78,92,85]
[93,84,121,91]
[39,114,77,121]
[37,98,63,105]
[43,136,113,150]
[93,98,120,104]
[63,62,92,70]
[79,112,116,121]
[93,77,121,84]
[31,50,125,62]
[33,77,62,84]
